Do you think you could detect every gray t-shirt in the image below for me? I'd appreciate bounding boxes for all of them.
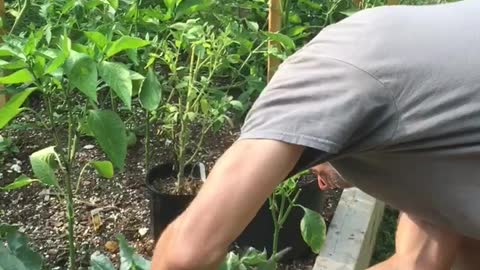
[239,0,480,239]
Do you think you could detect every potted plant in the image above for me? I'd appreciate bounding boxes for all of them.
[144,19,242,239]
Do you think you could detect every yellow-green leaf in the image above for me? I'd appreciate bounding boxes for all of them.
[90,161,114,179]
[106,36,150,58]
[0,88,36,129]
[0,69,34,84]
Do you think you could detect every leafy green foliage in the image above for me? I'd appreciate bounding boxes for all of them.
[139,68,162,111]
[299,206,326,254]
[90,161,114,179]
[106,37,150,58]
[1,175,38,191]
[98,61,132,109]
[29,146,59,187]
[0,89,36,129]
[88,110,127,170]
[220,248,275,270]
[0,69,33,84]
[0,224,43,270]
[65,51,98,102]
[89,234,150,270]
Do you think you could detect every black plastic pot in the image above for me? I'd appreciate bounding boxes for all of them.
[146,164,323,261]
[145,162,205,241]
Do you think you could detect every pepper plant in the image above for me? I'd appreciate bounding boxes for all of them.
[0,24,153,268]
[220,170,326,269]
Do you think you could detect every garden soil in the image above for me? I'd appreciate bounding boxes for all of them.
[0,114,341,269]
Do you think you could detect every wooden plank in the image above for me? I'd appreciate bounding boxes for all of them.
[313,188,385,270]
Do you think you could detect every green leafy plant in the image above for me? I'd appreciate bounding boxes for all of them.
[221,171,327,269]
[0,28,130,270]
[158,19,243,191]
[89,234,151,270]
[0,224,43,270]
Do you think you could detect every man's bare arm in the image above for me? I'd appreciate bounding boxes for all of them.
[151,139,303,270]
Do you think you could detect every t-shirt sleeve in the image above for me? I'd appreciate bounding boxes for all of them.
[238,44,397,171]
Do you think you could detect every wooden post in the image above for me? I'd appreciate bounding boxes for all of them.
[352,0,363,8]
[267,0,282,82]
[0,0,6,109]
[387,0,399,5]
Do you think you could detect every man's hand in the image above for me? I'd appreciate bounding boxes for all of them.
[310,163,353,190]
[151,139,303,270]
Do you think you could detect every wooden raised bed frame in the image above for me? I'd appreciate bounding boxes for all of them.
[314,188,386,270]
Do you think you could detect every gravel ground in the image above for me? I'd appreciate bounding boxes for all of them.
[1,115,341,269]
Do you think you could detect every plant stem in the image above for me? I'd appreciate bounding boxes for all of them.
[279,189,301,225]
[144,110,150,172]
[45,95,61,147]
[65,87,77,270]
[269,196,280,256]
[9,0,30,34]
[74,163,90,194]
[110,90,116,112]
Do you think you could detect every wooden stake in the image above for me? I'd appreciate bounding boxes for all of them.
[267,0,282,82]
[0,0,6,109]
[387,0,399,5]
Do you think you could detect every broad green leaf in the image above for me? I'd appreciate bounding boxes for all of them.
[45,54,66,74]
[340,7,359,17]
[60,35,72,57]
[107,0,118,9]
[139,68,161,111]
[230,100,243,111]
[0,88,36,129]
[85,31,108,50]
[132,255,151,270]
[240,248,268,265]
[117,234,134,270]
[29,146,58,187]
[33,56,46,78]
[13,246,43,270]
[1,175,38,191]
[88,110,127,169]
[288,26,307,37]
[90,252,115,270]
[98,61,132,109]
[0,60,27,70]
[65,51,98,102]
[264,32,296,50]
[299,206,326,254]
[0,69,34,84]
[200,98,209,114]
[106,36,150,58]
[246,21,259,32]
[90,161,114,179]
[0,245,27,270]
[163,0,177,11]
[175,0,213,18]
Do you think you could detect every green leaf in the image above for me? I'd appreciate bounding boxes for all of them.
[340,7,359,17]
[90,252,116,270]
[0,69,34,84]
[60,35,72,57]
[299,206,326,254]
[117,234,134,270]
[85,31,108,50]
[0,60,27,70]
[13,246,43,270]
[65,51,98,102]
[29,146,58,187]
[88,110,127,169]
[107,0,118,9]
[45,54,66,74]
[0,88,36,129]
[99,61,132,109]
[1,175,38,191]
[163,0,177,11]
[246,21,259,32]
[139,68,161,111]
[264,32,296,50]
[176,0,213,18]
[288,26,307,37]
[106,36,150,58]
[132,255,151,270]
[90,161,114,179]
[0,246,27,270]
[200,98,209,114]
[230,100,243,111]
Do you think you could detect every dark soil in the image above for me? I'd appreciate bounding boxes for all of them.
[153,176,203,196]
[1,115,342,270]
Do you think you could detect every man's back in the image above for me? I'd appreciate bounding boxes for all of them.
[241,0,480,238]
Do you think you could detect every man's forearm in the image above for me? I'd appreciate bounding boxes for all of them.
[150,140,303,269]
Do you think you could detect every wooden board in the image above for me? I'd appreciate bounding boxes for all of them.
[313,188,385,270]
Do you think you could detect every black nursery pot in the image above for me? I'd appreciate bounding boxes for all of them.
[146,162,204,241]
[146,165,323,261]
[235,177,323,262]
